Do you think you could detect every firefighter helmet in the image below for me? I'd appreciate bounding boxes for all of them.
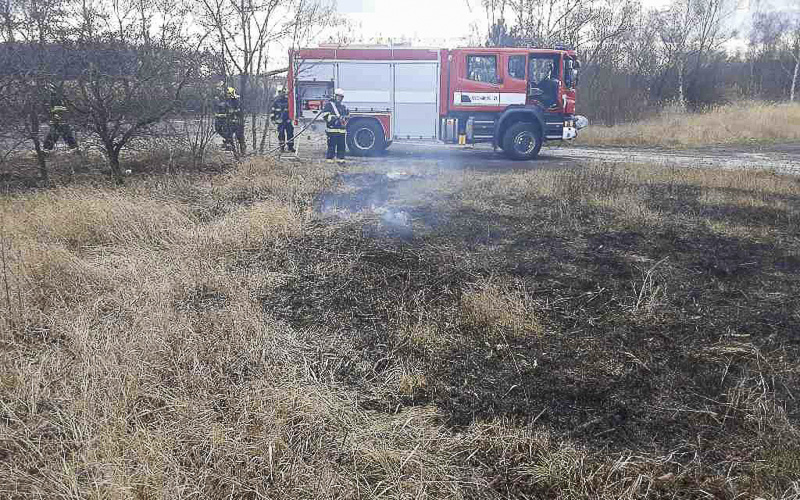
[226,87,239,99]
[334,88,345,98]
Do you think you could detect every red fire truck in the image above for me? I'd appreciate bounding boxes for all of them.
[288,46,587,160]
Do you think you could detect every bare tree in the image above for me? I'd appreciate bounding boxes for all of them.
[485,18,517,47]
[790,23,800,102]
[482,0,508,43]
[655,0,693,106]
[0,63,33,177]
[481,0,637,62]
[195,0,340,154]
[482,0,610,48]
[0,0,71,183]
[773,16,800,102]
[258,0,340,152]
[1,0,16,42]
[67,0,200,183]
[198,0,285,152]
[655,0,734,108]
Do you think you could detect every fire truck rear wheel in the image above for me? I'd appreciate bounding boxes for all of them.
[502,122,542,160]
[347,120,386,156]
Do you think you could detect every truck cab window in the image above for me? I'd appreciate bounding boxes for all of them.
[467,55,498,84]
[529,55,560,108]
[508,55,526,80]
[529,55,559,84]
[564,59,574,88]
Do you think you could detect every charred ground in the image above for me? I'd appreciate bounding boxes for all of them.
[1,143,798,498]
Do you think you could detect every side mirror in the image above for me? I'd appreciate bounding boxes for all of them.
[572,69,579,88]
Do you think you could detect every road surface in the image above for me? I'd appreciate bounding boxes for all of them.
[287,133,800,176]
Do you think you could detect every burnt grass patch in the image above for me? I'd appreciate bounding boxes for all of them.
[315,172,394,214]
[7,159,797,497]
[251,167,800,493]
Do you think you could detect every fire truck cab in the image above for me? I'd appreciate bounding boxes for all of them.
[288,46,587,160]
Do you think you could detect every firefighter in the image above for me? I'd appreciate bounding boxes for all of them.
[43,82,79,152]
[214,84,246,153]
[270,86,295,153]
[321,88,348,164]
[538,64,560,109]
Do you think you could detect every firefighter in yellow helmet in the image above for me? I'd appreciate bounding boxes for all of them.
[214,84,246,153]
[321,88,349,164]
[43,82,79,152]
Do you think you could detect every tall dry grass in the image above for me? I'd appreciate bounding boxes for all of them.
[0,158,337,496]
[576,101,800,147]
[1,154,798,498]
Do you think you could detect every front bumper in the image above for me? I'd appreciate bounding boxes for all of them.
[561,114,588,140]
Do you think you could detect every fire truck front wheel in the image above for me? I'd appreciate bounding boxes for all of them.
[502,122,543,160]
[347,120,386,156]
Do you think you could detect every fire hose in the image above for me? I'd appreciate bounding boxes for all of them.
[262,108,326,157]
[220,65,330,158]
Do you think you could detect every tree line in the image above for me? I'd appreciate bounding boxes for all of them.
[0,0,339,184]
[2,0,798,185]
[477,0,800,124]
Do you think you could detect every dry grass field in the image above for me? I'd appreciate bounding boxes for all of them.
[577,101,800,147]
[1,152,799,498]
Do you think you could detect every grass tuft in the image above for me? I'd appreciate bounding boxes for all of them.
[461,280,543,339]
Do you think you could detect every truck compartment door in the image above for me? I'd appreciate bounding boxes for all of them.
[393,63,439,139]
[337,62,392,112]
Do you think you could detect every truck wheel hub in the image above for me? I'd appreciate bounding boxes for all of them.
[513,131,536,155]
[354,128,376,150]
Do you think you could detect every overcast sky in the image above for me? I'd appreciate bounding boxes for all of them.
[334,0,794,48]
[337,0,666,46]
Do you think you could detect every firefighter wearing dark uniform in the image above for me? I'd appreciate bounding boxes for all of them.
[538,65,560,109]
[270,87,295,153]
[43,83,78,151]
[214,85,246,152]
[321,88,348,163]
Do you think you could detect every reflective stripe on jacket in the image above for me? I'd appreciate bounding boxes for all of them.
[271,96,290,124]
[49,104,68,123]
[322,100,348,134]
[214,96,242,120]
